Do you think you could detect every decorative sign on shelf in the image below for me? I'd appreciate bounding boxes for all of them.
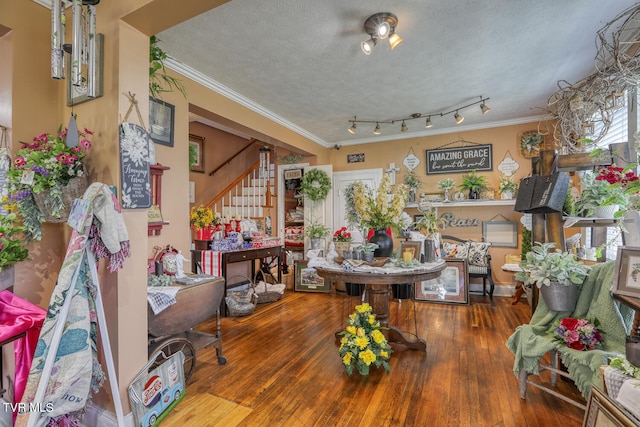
[119,123,152,209]
[425,144,493,175]
[347,153,365,163]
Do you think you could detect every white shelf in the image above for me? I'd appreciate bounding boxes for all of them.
[406,199,516,209]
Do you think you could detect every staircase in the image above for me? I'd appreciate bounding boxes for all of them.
[207,164,275,222]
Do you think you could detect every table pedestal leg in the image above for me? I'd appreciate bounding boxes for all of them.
[366,283,426,352]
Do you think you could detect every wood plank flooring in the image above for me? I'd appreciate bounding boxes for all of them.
[160,290,586,426]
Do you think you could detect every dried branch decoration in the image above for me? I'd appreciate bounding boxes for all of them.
[546,4,640,153]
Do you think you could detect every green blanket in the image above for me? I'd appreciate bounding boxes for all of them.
[505,261,635,398]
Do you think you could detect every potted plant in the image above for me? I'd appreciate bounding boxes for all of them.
[190,205,214,240]
[575,171,629,219]
[338,302,392,376]
[332,226,352,257]
[437,178,456,202]
[357,242,379,262]
[149,35,187,100]
[352,174,408,257]
[498,176,518,200]
[7,124,92,241]
[0,203,30,290]
[413,208,443,260]
[459,170,488,200]
[403,170,421,202]
[305,222,330,250]
[515,242,591,311]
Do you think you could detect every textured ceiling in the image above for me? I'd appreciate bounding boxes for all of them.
[158,0,640,148]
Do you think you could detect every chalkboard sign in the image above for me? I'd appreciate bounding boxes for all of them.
[119,123,151,208]
[425,144,493,175]
[347,153,365,163]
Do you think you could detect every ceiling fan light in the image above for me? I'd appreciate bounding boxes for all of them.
[361,38,377,55]
[454,112,464,124]
[373,123,381,135]
[425,116,433,128]
[388,33,403,50]
[480,102,490,114]
[348,122,357,134]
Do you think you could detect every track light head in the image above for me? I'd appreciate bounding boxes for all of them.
[401,121,408,133]
[480,102,490,114]
[360,38,377,55]
[348,122,357,134]
[454,112,464,124]
[425,116,433,128]
[373,123,381,135]
[388,32,403,50]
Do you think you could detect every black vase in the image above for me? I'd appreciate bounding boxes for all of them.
[469,189,479,200]
[369,228,393,258]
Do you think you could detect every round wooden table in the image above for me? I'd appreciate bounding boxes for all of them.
[315,263,446,352]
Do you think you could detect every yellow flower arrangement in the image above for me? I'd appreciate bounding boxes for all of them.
[189,205,214,231]
[338,303,392,376]
[352,173,407,231]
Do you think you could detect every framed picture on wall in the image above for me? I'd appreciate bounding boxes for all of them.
[612,246,640,298]
[415,258,469,305]
[482,221,518,247]
[189,134,205,173]
[149,97,175,147]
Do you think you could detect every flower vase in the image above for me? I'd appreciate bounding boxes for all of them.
[469,189,479,200]
[195,226,213,240]
[369,229,393,258]
[334,241,351,258]
[443,188,450,203]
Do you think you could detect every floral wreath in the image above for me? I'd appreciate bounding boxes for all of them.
[300,168,331,202]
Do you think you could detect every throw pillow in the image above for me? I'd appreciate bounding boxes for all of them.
[442,242,469,259]
[468,241,492,267]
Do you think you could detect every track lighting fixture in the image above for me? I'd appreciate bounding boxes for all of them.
[347,96,490,135]
[348,121,357,134]
[425,116,433,128]
[361,12,403,55]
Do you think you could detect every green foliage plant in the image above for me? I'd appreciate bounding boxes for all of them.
[459,170,488,192]
[515,242,591,288]
[150,35,187,99]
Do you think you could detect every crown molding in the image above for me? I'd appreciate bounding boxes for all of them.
[165,58,330,148]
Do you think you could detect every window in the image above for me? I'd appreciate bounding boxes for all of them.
[584,90,637,260]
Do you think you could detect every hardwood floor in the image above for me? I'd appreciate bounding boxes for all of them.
[160,290,586,426]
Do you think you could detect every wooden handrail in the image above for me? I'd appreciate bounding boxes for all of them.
[208,139,257,176]
[206,160,261,210]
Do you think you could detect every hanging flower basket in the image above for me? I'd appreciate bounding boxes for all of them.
[33,174,89,223]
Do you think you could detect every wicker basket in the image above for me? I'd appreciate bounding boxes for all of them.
[225,287,257,317]
[253,270,285,304]
[33,175,89,223]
